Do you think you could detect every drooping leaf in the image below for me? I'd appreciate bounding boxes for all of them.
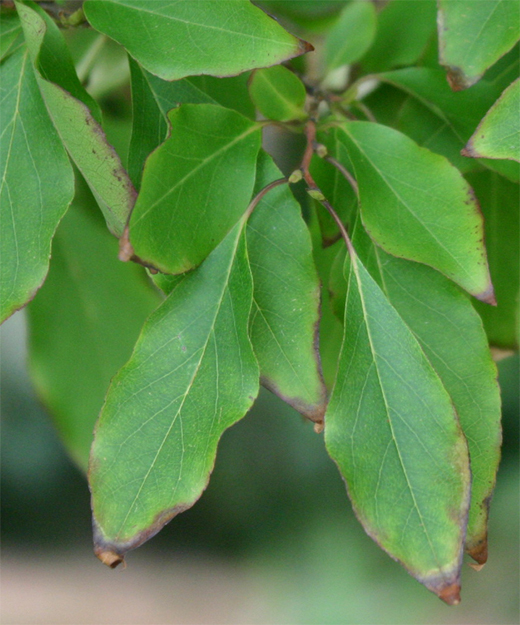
[0,45,74,323]
[323,121,494,302]
[324,0,376,71]
[128,104,262,274]
[83,0,311,82]
[469,171,520,349]
[248,65,307,122]
[89,218,259,566]
[438,0,520,90]
[330,220,501,565]
[325,242,471,604]
[17,1,135,236]
[0,8,23,61]
[26,179,160,470]
[463,78,520,163]
[247,151,326,421]
[128,58,254,187]
[361,0,437,73]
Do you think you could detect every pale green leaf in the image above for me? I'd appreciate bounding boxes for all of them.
[129,104,261,274]
[247,151,326,421]
[17,1,135,236]
[325,121,494,302]
[26,179,160,470]
[83,0,311,81]
[324,0,376,71]
[248,65,307,122]
[438,0,520,90]
[90,219,259,565]
[325,244,471,603]
[0,46,73,323]
[464,78,520,162]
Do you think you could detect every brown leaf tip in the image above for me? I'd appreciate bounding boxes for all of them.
[467,537,488,565]
[476,283,497,306]
[95,548,124,569]
[438,582,461,605]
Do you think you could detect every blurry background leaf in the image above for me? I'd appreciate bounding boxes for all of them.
[26,177,160,470]
[438,0,520,90]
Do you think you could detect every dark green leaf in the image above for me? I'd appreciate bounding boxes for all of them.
[26,179,160,470]
[330,220,501,565]
[325,243,471,604]
[324,121,494,302]
[129,104,262,274]
[90,218,259,566]
[128,58,254,188]
[464,78,520,162]
[0,46,73,323]
[247,151,326,421]
[361,0,437,73]
[17,1,135,236]
[324,0,376,71]
[248,65,307,122]
[0,9,23,61]
[83,0,311,81]
[470,171,520,348]
[438,0,520,90]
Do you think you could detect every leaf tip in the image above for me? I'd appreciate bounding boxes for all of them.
[475,283,497,306]
[445,66,479,91]
[461,144,478,159]
[438,582,461,605]
[467,536,489,566]
[94,546,125,569]
[299,39,315,54]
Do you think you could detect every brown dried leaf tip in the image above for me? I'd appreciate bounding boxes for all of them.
[95,547,124,569]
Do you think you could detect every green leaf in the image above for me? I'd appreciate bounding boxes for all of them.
[361,0,437,73]
[247,151,326,421]
[0,46,74,323]
[324,0,377,71]
[83,0,311,82]
[469,171,520,348]
[325,121,494,302]
[89,218,259,566]
[438,0,520,90]
[26,179,160,470]
[129,104,262,274]
[17,1,135,236]
[248,65,307,122]
[0,9,23,61]
[128,58,254,188]
[325,242,471,604]
[464,78,520,162]
[330,220,501,565]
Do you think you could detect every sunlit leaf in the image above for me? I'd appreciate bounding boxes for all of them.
[248,65,307,122]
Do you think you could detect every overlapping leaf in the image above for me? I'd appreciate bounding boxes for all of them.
[128,58,254,187]
[323,121,494,301]
[0,8,23,61]
[247,151,326,421]
[325,240,471,603]
[329,221,501,564]
[464,78,520,162]
[17,1,135,236]
[26,179,160,470]
[128,104,262,274]
[90,218,259,567]
[83,0,311,81]
[248,65,307,122]
[0,46,73,323]
[438,0,520,90]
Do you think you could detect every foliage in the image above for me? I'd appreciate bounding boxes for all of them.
[1,0,518,606]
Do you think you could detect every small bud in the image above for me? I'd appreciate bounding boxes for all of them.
[315,143,328,158]
[288,169,303,184]
[307,189,326,201]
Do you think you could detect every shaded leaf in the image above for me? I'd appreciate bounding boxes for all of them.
[90,218,259,566]
[325,121,494,302]
[469,171,520,348]
[17,1,135,236]
[324,0,376,71]
[0,46,73,323]
[129,104,261,274]
[128,58,254,188]
[26,179,160,470]
[464,78,520,162]
[83,0,311,81]
[248,65,307,122]
[438,0,520,90]
[247,151,326,421]
[330,220,501,565]
[325,242,471,603]
[361,0,436,73]
[0,8,23,61]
